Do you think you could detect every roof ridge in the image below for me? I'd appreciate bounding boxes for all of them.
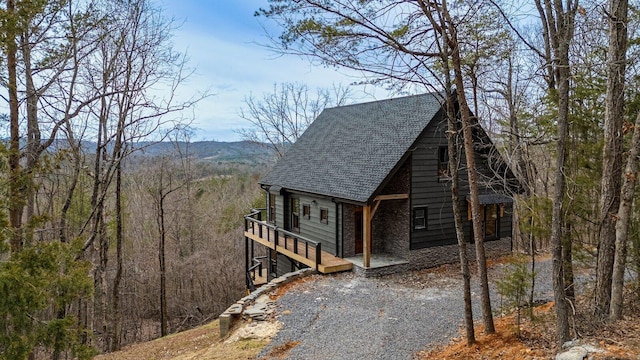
[324,90,447,111]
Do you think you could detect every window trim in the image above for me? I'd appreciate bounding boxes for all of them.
[320,207,329,224]
[268,193,276,224]
[413,206,428,231]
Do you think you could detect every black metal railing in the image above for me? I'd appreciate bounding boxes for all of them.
[246,255,267,292]
[244,209,322,271]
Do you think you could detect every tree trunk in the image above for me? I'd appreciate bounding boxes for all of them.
[596,0,627,320]
[446,25,495,333]
[534,0,577,346]
[21,29,40,246]
[441,41,475,344]
[610,110,640,320]
[448,102,475,345]
[158,167,169,337]
[550,110,571,345]
[563,226,575,302]
[111,147,124,351]
[7,0,23,253]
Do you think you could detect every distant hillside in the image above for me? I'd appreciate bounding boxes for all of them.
[38,139,275,165]
[134,140,273,165]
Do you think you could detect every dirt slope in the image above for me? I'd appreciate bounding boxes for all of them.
[93,320,268,360]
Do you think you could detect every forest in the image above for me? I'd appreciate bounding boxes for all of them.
[0,0,270,358]
[1,0,640,358]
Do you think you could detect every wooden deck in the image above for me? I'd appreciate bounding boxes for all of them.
[249,270,268,288]
[244,224,352,274]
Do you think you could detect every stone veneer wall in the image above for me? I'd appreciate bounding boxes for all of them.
[408,236,512,271]
[342,203,356,258]
[372,201,409,258]
[371,161,410,258]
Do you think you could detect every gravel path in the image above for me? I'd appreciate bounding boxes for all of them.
[259,258,555,360]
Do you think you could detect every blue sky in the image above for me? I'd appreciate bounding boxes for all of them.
[157,1,383,142]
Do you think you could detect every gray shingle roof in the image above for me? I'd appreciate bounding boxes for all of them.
[259,92,446,203]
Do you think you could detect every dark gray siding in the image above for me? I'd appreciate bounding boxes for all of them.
[271,192,338,263]
[410,113,513,250]
[294,194,338,255]
[410,113,461,249]
[274,194,285,226]
[336,203,343,257]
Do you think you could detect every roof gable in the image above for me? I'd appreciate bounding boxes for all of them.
[259,92,446,203]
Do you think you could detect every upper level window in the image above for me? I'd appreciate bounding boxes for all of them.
[438,146,450,179]
[320,208,329,224]
[268,194,276,224]
[291,197,300,232]
[413,206,428,230]
[303,204,311,219]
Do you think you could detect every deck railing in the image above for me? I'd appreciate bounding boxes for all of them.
[246,255,266,292]
[244,209,322,270]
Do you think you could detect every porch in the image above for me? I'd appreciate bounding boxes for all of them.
[244,210,353,280]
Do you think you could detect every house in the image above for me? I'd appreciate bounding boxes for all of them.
[243,91,518,288]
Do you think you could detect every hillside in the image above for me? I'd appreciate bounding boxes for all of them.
[45,139,274,165]
[94,256,640,360]
[93,320,269,360]
[134,141,274,165]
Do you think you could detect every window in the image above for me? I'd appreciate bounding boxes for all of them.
[413,206,428,230]
[268,194,276,224]
[320,208,329,224]
[483,203,498,240]
[291,197,300,232]
[438,146,450,179]
[303,204,311,219]
[467,202,500,240]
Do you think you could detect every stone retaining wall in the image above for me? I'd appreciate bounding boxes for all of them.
[219,268,315,338]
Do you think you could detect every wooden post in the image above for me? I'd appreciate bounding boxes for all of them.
[245,236,249,289]
[363,205,371,268]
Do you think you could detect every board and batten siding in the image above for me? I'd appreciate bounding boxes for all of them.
[410,112,513,250]
[293,194,338,255]
[410,113,461,249]
[273,193,285,226]
[269,191,338,256]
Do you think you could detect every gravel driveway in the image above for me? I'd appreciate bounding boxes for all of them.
[259,258,555,360]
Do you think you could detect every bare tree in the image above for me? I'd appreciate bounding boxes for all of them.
[239,82,351,157]
[440,35,475,343]
[4,0,21,253]
[595,0,628,320]
[150,156,185,337]
[610,112,639,320]
[534,0,579,345]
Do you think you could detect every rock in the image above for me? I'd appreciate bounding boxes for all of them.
[244,306,267,319]
[555,347,588,360]
[255,294,271,304]
[558,340,605,360]
[580,344,604,354]
[227,304,243,315]
[562,340,581,349]
[224,321,282,344]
